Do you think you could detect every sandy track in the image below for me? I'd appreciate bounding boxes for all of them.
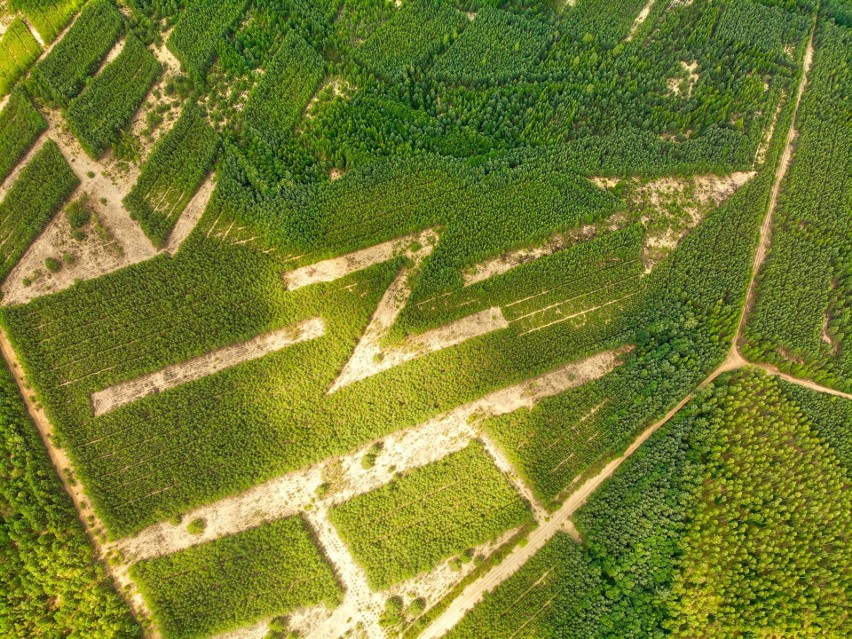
[417,379,699,639]
[163,175,215,254]
[333,304,508,392]
[283,229,437,290]
[735,30,815,344]
[304,508,385,639]
[0,326,159,635]
[114,348,629,567]
[91,317,325,416]
[626,0,657,41]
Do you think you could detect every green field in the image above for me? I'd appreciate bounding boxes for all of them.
[124,104,219,246]
[0,139,77,282]
[30,0,124,106]
[0,89,46,183]
[131,516,342,639]
[329,442,532,589]
[0,1,847,638]
[66,35,160,157]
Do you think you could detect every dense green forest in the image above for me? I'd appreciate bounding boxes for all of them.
[0,0,848,637]
[0,359,140,638]
[451,371,852,637]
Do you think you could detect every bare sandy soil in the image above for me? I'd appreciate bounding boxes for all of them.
[163,175,215,254]
[463,222,611,287]
[284,229,437,290]
[114,347,628,567]
[110,348,627,638]
[755,94,784,166]
[91,317,325,416]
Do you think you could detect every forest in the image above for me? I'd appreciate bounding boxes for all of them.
[0,0,848,638]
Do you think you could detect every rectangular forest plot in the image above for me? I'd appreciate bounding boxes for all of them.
[66,35,161,157]
[0,139,78,283]
[431,6,553,84]
[90,317,325,417]
[353,0,468,78]
[13,0,86,44]
[124,104,220,248]
[0,89,46,184]
[130,516,343,639]
[243,31,325,143]
[167,0,249,77]
[446,532,599,639]
[328,441,533,591]
[30,0,124,106]
[0,18,41,96]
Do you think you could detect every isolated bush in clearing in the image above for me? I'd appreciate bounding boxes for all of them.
[124,103,220,247]
[329,441,532,590]
[130,516,343,639]
[0,139,78,283]
[0,19,41,97]
[30,0,125,106]
[0,89,46,184]
[66,35,161,157]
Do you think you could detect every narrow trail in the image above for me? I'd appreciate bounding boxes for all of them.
[0,326,158,636]
[418,19,822,639]
[734,26,816,346]
[626,0,657,41]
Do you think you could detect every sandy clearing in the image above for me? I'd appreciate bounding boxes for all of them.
[755,93,784,166]
[0,326,159,636]
[304,508,385,639]
[113,348,628,568]
[462,223,606,287]
[130,39,182,154]
[626,0,657,42]
[1,109,159,305]
[283,229,437,290]
[162,174,215,254]
[90,317,325,416]
[619,172,755,270]
[22,16,45,47]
